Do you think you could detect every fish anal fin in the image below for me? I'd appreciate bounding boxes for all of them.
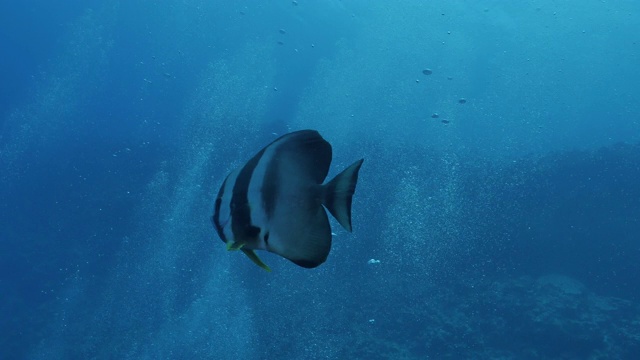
[268,207,332,269]
[291,258,324,269]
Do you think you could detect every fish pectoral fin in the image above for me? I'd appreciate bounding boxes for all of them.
[226,241,245,251]
[241,248,271,272]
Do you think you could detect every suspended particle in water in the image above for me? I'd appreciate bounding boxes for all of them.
[422,69,433,75]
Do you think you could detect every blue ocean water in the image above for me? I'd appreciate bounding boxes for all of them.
[1,1,639,358]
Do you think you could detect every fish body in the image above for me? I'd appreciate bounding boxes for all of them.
[212,130,363,271]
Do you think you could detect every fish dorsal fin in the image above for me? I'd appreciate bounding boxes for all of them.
[272,130,332,184]
[323,159,364,232]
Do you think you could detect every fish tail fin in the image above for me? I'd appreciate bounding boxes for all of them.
[322,159,364,232]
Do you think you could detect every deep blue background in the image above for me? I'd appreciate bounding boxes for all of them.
[2,1,640,359]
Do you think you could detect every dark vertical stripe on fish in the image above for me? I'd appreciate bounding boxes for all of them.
[231,149,265,239]
[262,152,280,219]
[212,178,228,243]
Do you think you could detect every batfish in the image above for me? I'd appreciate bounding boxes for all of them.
[212,130,363,271]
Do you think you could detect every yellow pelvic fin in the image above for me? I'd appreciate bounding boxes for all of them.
[241,248,271,272]
[226,241,245,251]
